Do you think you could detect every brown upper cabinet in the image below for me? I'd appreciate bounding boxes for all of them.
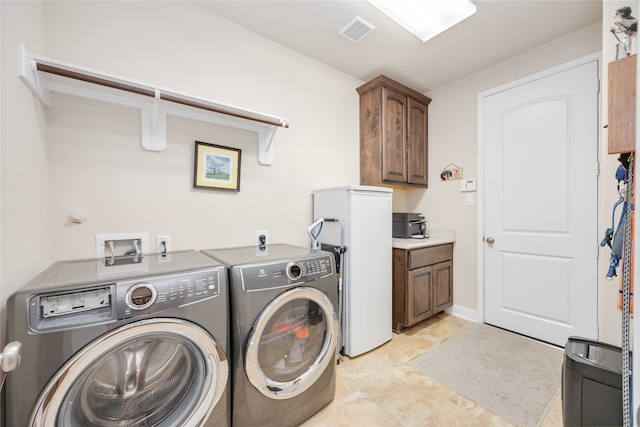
[608,54,636,154]
[357,75,432,188]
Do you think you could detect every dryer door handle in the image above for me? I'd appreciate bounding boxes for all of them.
[0,341,21,373]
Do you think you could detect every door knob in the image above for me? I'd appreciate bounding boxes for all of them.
[486,237,495,244]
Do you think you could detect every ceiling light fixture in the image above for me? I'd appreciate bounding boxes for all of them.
[366,0,476,43]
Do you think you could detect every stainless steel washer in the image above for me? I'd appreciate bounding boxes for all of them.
[201,244,338,427]
[4,250,230,427]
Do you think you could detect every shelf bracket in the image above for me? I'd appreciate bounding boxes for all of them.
[17,43,288,165]
[258,126,277,166]
[18,44,52,107]
[144,88,167,151]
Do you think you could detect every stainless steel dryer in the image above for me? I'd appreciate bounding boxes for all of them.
[4,250,230,427]
[200,244,338,427]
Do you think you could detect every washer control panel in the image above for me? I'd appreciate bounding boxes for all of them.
[239,254,334,291]
[29,267,223,332]
[117,268,220,319]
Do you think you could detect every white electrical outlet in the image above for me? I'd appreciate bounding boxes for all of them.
[255,230,269,246]
[157,235,171,254]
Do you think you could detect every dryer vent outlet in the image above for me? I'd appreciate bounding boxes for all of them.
[254,230,269,247]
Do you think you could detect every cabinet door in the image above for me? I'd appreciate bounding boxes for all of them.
[432,260,453,312]
[407,265,433,325]
[407,99,428,186]
[392,248,409,332]
[381,87,407,183]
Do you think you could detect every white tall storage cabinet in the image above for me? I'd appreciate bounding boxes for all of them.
[312,185,393,357]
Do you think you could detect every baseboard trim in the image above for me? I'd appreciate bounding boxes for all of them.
[445,305,478,323]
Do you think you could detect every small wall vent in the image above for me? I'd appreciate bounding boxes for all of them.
[339,16,375,43]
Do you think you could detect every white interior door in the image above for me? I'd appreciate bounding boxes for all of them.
[481,58,599,346]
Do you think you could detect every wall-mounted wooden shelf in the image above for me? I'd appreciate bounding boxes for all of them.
[17,44,289,165]
[608,54,636,155]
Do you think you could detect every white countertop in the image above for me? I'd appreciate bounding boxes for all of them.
[392,229,455,250]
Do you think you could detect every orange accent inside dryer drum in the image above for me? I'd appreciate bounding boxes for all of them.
[295,324,310,339]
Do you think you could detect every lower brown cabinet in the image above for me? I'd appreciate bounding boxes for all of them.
[392,244,453,333]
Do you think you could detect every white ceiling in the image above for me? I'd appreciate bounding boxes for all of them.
[191,0,603,93]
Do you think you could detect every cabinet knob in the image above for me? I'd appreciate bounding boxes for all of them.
[486,237,495,244]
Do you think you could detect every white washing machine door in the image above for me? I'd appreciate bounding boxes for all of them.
[245,286,338,400]
[29,318,228,427]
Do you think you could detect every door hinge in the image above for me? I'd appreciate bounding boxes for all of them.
[596,161,600,176]
[597,78,601,94]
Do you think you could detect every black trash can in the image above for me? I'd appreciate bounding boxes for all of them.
[562,336,631,426]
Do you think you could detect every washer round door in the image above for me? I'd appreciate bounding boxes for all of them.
[245,286,338,399]
[30,318,229,427]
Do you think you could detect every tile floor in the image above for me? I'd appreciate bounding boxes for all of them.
[301,313,563,427]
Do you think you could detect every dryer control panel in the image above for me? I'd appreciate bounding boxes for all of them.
[239,254,334,291]
[116,268,221,319]
[29,267,222,332]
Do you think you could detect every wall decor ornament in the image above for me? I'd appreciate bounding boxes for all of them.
[611,6,638,58]
[440,162,463,181]
[193,141,241,191]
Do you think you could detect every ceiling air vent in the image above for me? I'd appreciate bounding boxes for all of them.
[339,16,375,43]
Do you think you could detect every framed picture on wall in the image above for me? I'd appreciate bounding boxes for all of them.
[193,141,241,191]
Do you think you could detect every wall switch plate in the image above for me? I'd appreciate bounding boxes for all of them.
[460,178,477,192]
[465,194,475,206]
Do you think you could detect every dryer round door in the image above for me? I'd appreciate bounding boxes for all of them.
[29,318,229,427]
[245,286,338,399]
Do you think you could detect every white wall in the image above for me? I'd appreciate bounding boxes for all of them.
[10,3,361,261]
[0,0,363,350]
[1,1,49,327]
[0,1,620,348]
[42,1,362,263]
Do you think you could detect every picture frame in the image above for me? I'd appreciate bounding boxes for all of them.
[193,141,241,191]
